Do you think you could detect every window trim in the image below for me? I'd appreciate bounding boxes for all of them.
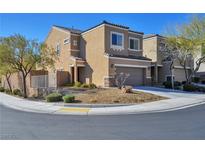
[110,31,124,50]
[64,37,69,45]
[128,37,140,51]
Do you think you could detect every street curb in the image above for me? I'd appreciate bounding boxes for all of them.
[1,92,205,115]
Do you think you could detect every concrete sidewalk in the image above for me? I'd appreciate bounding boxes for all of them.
[1,89,205,115]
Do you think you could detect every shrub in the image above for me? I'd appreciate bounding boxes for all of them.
[81,83,89,88]
[0,87,5,92]
[163,81,181,89]
[63,95,75,103]
[192,77,200,83]
[46,93,62,102]
[74,81,82,87]
[183,84,199,92]
[88,83,97,89]
[5,89,12,94]
[181,81,187,85]
[175,81,182,87]
[121,86,132,93]
[198,86,205,92]
[12,89,22,96]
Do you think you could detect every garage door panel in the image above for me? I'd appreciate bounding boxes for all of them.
[174,68,186,82]
[116,67,144,86]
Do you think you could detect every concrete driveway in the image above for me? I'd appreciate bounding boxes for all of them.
[134,86,205,99]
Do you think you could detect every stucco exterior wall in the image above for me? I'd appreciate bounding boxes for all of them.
[70,34,81,57]
[104,25,143,57]
[45,28,71,72]
[81,25,109,86]
[143,37,157,62]
[1,72,35,97]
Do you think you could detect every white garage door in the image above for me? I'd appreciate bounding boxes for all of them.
[116,67,144,86]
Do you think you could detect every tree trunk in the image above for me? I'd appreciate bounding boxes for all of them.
[21,71,27,98]
[183,59,189,84]
[170,61,174,89]
[5,73,12,92]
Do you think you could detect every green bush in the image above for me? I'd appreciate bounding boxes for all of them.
[163,81,181,89]
[46,93,62,102]
[0,87,5,92]
[63,95,75,103]
[81,83,89,88]
[12,89,22,96]
[181,81,187,85]
[74,81,82,87]
[198,86,205,92]
[5,89,12,94]
[183,84,199,92]
[88,83,97,89]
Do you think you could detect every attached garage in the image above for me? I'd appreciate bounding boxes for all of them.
[174,68,187,82]
[115,66,145,86]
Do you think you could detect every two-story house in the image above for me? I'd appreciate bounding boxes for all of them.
[193,45,205,82]
[143,34,192,84]
[45,21,152,87]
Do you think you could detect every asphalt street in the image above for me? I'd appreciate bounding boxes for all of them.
[1,104,205,139]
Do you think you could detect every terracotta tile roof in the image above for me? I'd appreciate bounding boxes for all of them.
[82,20,144,35]
[143,34,165,39]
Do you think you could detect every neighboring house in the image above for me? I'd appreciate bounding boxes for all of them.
[45,21,152,87]
[194,45,205,82]
[143,34,193,84]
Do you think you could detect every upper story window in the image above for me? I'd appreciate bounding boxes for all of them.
[73,40,78,46]
[64,38,69,44]
[56,43,61,55]
[111,31,124,49]
[129,37,140,51]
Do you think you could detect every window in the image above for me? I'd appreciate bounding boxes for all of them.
[56,43,61,55]
[129,37,139,51]
[73,40,78,46]
[111,32,124,49]
[64,38,69,44]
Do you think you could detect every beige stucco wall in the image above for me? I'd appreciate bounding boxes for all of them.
[143,37,157,62]
[45,27,71,72]
[70,34,81,57]
[104,25,143,57]
[1,72,35,97]
[80,25,109,86]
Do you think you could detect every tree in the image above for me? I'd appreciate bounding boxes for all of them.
[159,38,179,89]
[180,16,205,82]
[164,16,205,84]
[0,64,15,92]
[0,42,16,92]
[115,72,130,89]
[172,36,197,83]
[0,34,56,98]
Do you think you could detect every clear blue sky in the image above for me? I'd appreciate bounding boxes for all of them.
[0,13,204,42]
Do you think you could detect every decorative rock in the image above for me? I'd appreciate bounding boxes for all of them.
[121,86,133,93]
